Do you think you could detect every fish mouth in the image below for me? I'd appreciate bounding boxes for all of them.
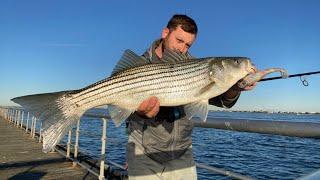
[246,61,257,74]
[250,67,257,73]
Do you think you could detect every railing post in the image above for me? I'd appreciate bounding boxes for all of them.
[11,109,13,122]
[73,119,80,166]
[20,111,24,129]
[8,109,10,122]
[30,116,34,136]
[26,112,30,133]
[8,109,11,122]
[39,122,42,143]
[6,108,9,120]
[11,109,16,123]
[6,109,9,121]
[32,117,37,139]
[11,109,14,123]
[99,118,108,180]
[15,110,19,126]
[17,110,21,127]
[16,110,21,127]
[66,130,72,158]
[14,109,18,124]
[16,110,19,125]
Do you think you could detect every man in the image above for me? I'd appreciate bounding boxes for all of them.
[126,14,256,179]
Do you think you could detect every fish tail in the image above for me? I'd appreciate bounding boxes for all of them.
[11,90,85,153]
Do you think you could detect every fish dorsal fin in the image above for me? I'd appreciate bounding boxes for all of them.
[162,49,189,63]
[184,100,209,122]
[111,49,150,76]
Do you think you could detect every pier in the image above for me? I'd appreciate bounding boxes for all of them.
[0,115,97,179]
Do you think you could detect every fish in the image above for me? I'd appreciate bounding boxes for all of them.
[11,49,255,152]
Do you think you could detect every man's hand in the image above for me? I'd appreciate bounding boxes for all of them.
[137,96,160,118]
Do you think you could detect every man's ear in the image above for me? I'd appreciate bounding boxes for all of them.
[162,28,170,39]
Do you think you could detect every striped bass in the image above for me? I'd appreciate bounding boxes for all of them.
[12,49,254,152]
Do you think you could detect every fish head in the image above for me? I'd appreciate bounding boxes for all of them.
[208,57,255,86]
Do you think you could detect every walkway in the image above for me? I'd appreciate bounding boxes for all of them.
[0,117,96,179]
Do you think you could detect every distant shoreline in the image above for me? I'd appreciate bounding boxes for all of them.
[210,110,320,115]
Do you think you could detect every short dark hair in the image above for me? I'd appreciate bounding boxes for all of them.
[166,14,198,34]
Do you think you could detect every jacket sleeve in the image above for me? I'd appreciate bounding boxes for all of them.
[209,91,241,108]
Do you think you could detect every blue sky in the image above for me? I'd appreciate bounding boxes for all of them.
[1,0,319,112]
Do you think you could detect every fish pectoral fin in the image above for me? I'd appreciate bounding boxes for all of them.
[111,49,150,76]
[108,105,133,127]
[184,100,209,122]
[195,81,215,97]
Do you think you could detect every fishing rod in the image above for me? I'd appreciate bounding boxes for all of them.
[259,70,320,86]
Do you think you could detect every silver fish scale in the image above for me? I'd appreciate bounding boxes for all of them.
[71,59,212,109]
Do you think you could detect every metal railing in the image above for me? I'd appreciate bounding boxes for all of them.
[0,106,319,180]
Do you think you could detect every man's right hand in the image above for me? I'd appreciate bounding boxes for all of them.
[136,96,160,118]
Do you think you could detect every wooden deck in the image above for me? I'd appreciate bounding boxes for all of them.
[0,117,96,179]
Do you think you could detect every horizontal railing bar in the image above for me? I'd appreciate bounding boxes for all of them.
[194,118,320,138]
[56,144,126,176]
[83,113,111,119]
[54,146,100,177]
[297,168,320,180]
[196,163,253,180]
[83,112,320,138]
[108,160,126,170]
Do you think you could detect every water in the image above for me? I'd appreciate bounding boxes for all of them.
[58,110,320,179]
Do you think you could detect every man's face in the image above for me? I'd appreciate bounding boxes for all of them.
[162,25,196,54]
